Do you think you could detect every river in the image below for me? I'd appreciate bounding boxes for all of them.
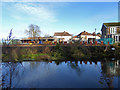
[1,59,120,88]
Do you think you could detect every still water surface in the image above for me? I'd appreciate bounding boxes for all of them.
[2,60,120,88]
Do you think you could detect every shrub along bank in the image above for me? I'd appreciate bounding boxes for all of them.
[2,44,120,62]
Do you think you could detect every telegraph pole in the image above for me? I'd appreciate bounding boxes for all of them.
[95,28,96,41]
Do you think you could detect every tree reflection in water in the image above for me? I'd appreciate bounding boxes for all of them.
[0,63,2,89]
[66,60,120,88]
[2,62,25,88]
[1,59,120,88]
[67,61,83,76]
[55,61,63,66]
[99,60,120,88]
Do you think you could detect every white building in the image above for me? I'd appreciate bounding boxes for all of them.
[77,31,101,43]
[101,22,120,43]
[72,35,80,42]
[54,31,72,43]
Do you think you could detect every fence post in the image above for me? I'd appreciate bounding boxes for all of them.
[90,41,92,45]
[64,41,67,45]
[95,41,97,45]
[101,41,103,45]
[54,41,57,45]
[85,41,87,45]
[80,41,82,45]
[70,41,72,45]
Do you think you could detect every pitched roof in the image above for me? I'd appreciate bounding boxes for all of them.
[77,31,101,37]
[73,35,78,38]
[97,34,102,37]
[21,37,39,40]
[21,37,55,40]
[103,22,120,27]
[92,32,96,36]
[54,31,72,36]
[78,31,92,36]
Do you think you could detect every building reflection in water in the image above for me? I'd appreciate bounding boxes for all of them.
[0,63,2,89]
[2,59,120,88]
[66,60,120,88]
[100,60,120,88]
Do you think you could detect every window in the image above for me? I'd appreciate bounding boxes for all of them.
[119,36,120,42]
[116,36,118,41]
[113,28,114,33]
[111,28,112,34]
[114,36,115,41]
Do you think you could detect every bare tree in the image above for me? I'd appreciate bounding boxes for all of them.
[25,24,41,37]
[44,34,50,37]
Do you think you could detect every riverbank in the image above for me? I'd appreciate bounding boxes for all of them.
[2,44,120,62]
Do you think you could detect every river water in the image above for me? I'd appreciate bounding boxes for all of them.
[1,60,120,88]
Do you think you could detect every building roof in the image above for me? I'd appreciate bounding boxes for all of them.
[78,31,92,36]
[21,37,39,40]
[92,32,96,36]
[77,31,101,37]
[97,34,102,37]
[103,22,120,27]
[54,31,72,36]
[73,35,78,38]
[21,36,55,40]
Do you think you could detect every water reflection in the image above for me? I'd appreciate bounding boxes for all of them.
[2,62,24,88]
[2,59,120,88]
[0,63,2,89]
[100,60,120,88]
[101,60,120,76]
[67,61,83,76]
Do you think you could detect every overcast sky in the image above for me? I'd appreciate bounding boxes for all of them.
[1,2,118,39]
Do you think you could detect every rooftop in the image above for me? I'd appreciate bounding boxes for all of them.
[21,36,55,40]
[77,31,101,37]
[78,31,92,36]
[54,31,72,36]
[103,22,120,27]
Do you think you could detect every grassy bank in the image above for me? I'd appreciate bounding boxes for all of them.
[2,44,120,62]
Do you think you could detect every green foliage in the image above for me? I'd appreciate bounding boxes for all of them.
[55,43,63,52]
[72,49,85,58]
[2,45,120,61]
[2,54,9,61]
[118,43,120,46]
[51,51,64,60]
[114,46,120,58]
[43,47,51,54]
[51,43,64,60]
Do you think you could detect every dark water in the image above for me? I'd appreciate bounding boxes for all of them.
[1,60,120,88]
